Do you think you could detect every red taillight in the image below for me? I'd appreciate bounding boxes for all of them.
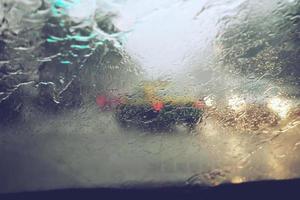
[194,100,205,109]
[152,101,164,111]
[96,95,107,108]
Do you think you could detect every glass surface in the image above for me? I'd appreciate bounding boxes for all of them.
[0,0,299,193]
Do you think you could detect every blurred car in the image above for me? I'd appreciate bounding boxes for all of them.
[96,81,205,131]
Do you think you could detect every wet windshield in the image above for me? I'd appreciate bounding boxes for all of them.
[0,0,299,193]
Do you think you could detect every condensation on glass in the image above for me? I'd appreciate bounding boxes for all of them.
[0,0,299,193]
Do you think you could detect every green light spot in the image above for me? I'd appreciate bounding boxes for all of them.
[70,44,90,49]
[49,36,65,41]
[47,38,57,43]
[60,60,72,64]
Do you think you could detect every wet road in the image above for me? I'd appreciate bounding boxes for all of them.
[1,103,299,193]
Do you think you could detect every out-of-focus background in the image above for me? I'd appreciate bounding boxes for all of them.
[0,0,299,193]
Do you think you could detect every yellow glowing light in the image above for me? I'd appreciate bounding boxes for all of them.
[228,95,246,111]
[231,176,244,184]
[267,97,291,119]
